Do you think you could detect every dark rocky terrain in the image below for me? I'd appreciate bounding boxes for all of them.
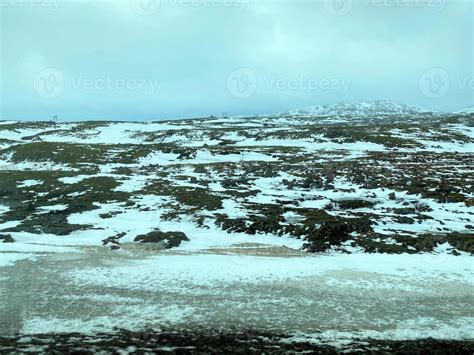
[0,111,472,254]
[0,107,472,352]
[1,329,474,354]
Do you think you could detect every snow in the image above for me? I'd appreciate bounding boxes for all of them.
[256,176,474,236]
[33,250,470,339]
[138,150,277,166]
[281,100,436,118]
[284,318,474,346]
[0,159,78,172]
[138,151,180,166]
[219,199,248,218]
[5,244,465,339]
[17,180,43,188]
[114,176,149,192]
[454,105,474,114]
[0,111,472,344]
[39,122,184,145]
[0,220,21,231]
[58,176,89,184]
[22,305,198,335]
[234,137,387,155]
[68,252,473,291]
[0,239,78,267]
[0,128,42,141]
[0,242,76,255]
[447,124,474,139]
[0,205,9,216]
[37,204,68,213]
[60,195,304,249]
[0,252,34,267]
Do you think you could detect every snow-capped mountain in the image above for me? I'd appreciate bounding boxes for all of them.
[280,100,437,119]
[455,105,474,114]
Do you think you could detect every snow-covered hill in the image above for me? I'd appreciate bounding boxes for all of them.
[0,114,472,349]
[280,100,437,119]
[455,105,474,115]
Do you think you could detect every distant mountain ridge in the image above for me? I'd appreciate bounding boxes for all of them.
[280,100,438,119]
[455,106,474,114]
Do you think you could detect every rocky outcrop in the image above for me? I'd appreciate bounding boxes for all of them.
[0,234,14,243]
[134,230,189,248]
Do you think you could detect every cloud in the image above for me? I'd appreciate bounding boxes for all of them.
[0,0,472,120]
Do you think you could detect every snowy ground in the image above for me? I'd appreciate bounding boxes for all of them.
[0,113,472,350]
[1,245,473,348]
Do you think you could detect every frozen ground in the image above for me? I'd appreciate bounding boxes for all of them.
[0,244,473,351]
[0,110,473,350]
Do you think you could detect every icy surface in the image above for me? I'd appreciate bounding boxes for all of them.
[0,110,472,344]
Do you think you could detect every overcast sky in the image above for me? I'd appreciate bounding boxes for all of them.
[1,0,472,120]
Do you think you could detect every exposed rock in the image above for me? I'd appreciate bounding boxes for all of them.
[134,230,189,248]
[395,216,415,224]
[177,150,196,159]
[393,207,415,215]
[304,222,352,252]
[221,178,249,189]
[336,199,375,209]
[102,232,126,246]
[193,165,207,174]
[1,329,473,353]
[444,233,474,254]
[0,234,15,243]
[347,217,374,234]
[414,202,433,212]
